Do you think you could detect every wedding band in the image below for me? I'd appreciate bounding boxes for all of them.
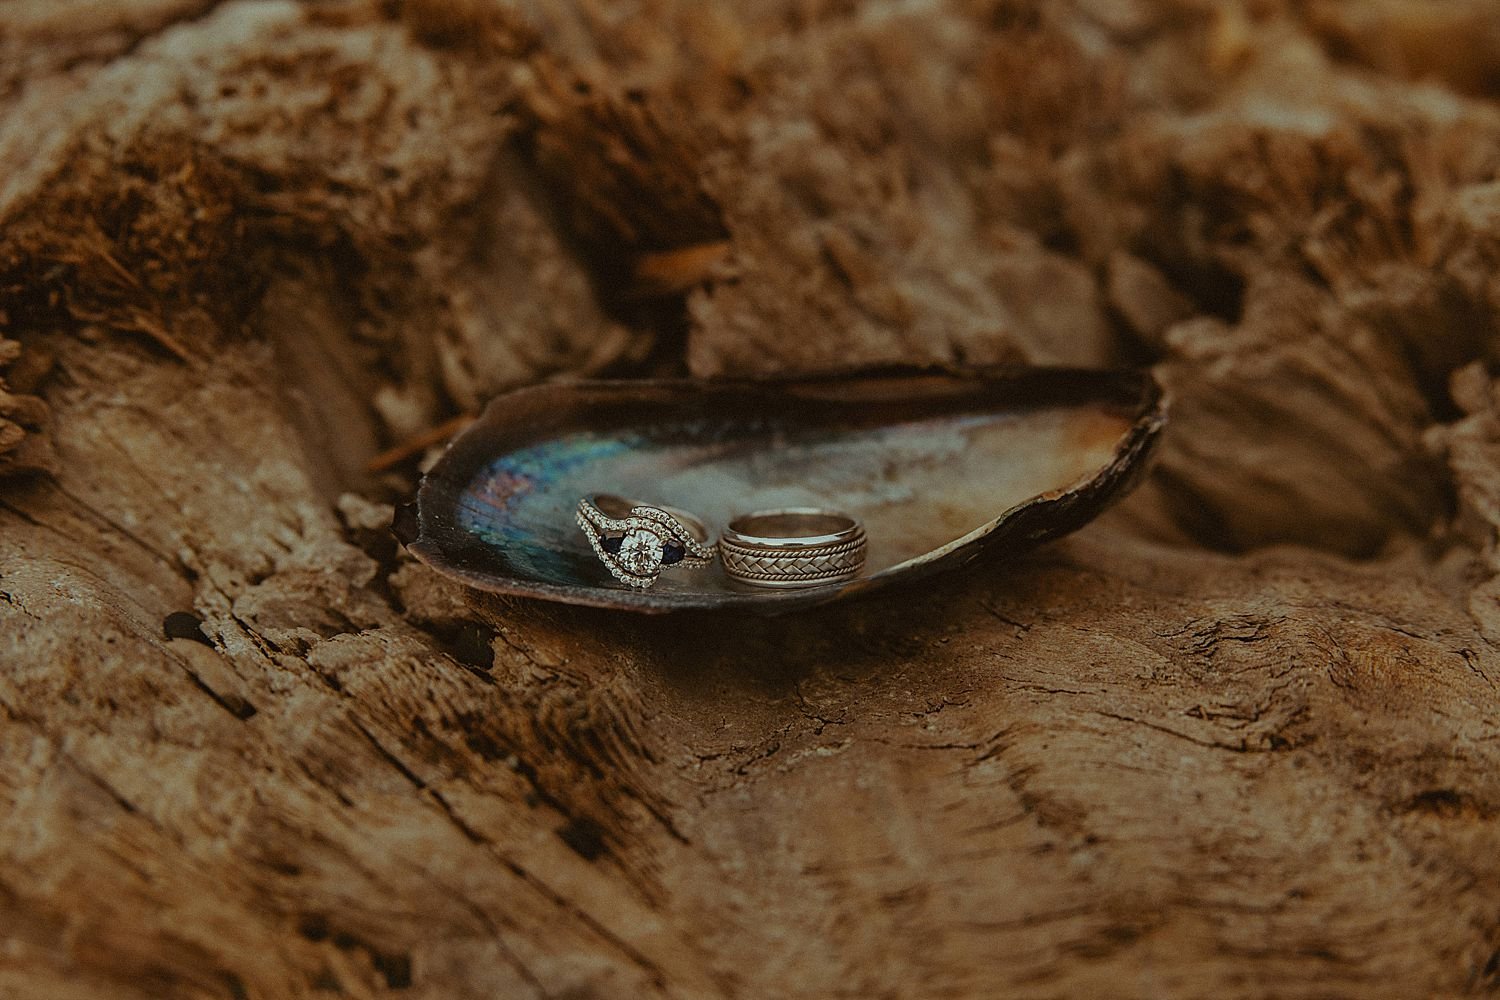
[719,508,867,589]
[576,494,715,588]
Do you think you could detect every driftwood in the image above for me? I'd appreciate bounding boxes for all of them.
[3,1,1500,996]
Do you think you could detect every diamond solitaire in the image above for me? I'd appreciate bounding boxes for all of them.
[617,528,665,576]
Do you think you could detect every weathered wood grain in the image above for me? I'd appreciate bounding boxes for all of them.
[3,1,1500,997]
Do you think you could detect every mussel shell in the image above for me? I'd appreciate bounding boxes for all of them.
[399,367,1165,613]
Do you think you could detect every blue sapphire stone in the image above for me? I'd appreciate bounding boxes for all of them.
[601,535,623,554]
[661,543,685,565]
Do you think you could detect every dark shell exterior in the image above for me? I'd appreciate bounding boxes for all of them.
[398,367,1166,614]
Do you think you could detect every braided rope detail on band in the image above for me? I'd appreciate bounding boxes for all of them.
[720,536,867,582]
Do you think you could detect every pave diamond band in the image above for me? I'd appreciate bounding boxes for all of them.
[720,508,867,589]
[576,494,715,589]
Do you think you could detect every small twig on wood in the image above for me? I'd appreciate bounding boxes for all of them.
[626,241,731,299]
[366,412,476,473]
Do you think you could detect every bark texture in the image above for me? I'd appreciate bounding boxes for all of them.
[3,1,1500,997]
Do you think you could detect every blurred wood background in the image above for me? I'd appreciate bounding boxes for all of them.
[3,0,1500,997]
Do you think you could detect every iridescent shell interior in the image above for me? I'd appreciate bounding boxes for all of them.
[403,369,1164,612]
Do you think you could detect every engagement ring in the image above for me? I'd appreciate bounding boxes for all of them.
[576,494,716,588]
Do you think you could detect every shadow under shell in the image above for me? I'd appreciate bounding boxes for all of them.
[402,367,1165,613]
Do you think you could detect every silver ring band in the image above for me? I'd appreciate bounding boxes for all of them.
[576,494,716,588]
[719,508,867,589]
